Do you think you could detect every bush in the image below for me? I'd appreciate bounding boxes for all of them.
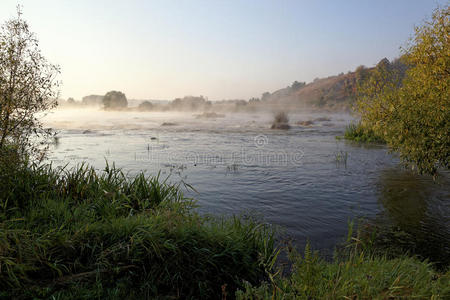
[343,122,386,144]
[271,112,290,130]
[138,100,154,111]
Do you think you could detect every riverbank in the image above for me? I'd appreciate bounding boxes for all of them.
[1,161,449,299]
[0,162,277,299]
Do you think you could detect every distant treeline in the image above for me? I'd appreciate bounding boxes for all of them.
[58,58,409,112]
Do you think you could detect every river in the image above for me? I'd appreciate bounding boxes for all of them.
[43,108,450,260]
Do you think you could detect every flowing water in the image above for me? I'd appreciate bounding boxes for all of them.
[43,109,450,259]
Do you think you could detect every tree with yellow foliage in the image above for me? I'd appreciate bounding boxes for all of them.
[357,6,449,175]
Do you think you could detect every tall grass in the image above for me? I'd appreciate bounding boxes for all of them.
[343,122,386,144]
[237,250,450,299]
[1,165,180,221]
[0,162,277,299]
[236,224,450,299]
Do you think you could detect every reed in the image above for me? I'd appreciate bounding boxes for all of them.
[334,150,348,165]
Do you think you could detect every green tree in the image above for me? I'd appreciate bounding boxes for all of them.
[0,7,60,162]
[357,6,449,175]
[103,90,128,110]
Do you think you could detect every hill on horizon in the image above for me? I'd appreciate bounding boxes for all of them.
[263,57,407,111]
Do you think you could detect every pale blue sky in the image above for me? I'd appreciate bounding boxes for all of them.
[0,0,447,100]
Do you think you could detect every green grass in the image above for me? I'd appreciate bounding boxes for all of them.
[342,122,386,144]
[355,221,450,271]
[1,158,448,299]
[0,162,277,299]
[236,227,450,299]
[237,251,450,299]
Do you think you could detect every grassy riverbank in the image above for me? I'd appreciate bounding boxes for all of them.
[237,228,450,299]
[0,161,448,299]
[0,162,276,299]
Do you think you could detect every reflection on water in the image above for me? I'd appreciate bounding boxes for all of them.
[379,169,429,229]
[43,109,450,260]
[374,169,450,266]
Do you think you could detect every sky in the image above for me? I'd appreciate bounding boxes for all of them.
[0,0,447,101]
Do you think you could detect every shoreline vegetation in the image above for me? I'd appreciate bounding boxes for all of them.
[338,122,386,144]
[0,162,449,299]
[0,162,276,299]
[337,5,449,176]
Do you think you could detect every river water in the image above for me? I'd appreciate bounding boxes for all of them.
[43,109,450,259]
